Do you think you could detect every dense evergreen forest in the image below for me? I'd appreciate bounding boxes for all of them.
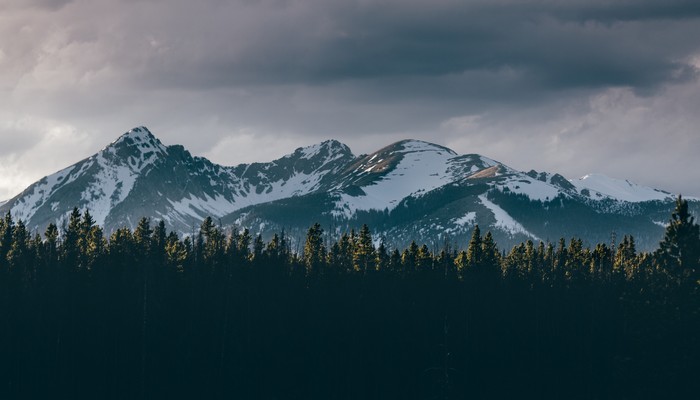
[0,197,698,399]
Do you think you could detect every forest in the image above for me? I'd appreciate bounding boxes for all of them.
[0,196,697,399]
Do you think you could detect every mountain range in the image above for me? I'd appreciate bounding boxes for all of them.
[1,126,696,251]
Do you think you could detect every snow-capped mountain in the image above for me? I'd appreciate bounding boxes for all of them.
[1,127,353,234]
[569,173,675,202]
[0,127,695,251]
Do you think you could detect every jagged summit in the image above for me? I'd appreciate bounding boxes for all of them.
[103,126,167,161]
[109,126,158,146]
[288,139,354,161]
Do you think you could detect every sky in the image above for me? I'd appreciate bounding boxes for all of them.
[1,0,700,200]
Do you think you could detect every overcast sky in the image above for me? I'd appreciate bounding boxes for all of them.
[1,0,700,199]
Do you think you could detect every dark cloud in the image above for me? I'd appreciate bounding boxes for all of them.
[1,0,699,198]
[118,0,700,93]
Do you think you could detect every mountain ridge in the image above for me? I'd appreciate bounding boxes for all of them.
[0,126,695,251]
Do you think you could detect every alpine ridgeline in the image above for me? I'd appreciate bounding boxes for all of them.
[1,127,695,250]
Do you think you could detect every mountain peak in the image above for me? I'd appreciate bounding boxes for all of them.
[113,126,156,143]
[388,139,457,156]
[291,139,354,160]
[106,126,165,153]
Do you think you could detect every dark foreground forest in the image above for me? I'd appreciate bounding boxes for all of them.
[0,197,698,399]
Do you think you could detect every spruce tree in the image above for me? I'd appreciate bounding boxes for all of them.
[63,208,82,272]
[303,223,326,277]
[353,224,375,273]
[0,212,14,271]
[656,195,700,287]
[466,225,482,270]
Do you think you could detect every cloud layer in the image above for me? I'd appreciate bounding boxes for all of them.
[1,0,699,199]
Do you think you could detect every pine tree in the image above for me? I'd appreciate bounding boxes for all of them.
[454,250,468,280]
[389,249,402,273]
[337,233,354,273]
[266,233,282,261]
[353,224,375,273]
[252,234,265,263]
[237,228,252,263]
[44,223,60,269]
[503,243,526,280]
[402,241,419,271]
[416,244,432,271]
[614,235,637,282]
[481,231,501,274]
[0,211,14,272]
[375,240,389,272]
[655,195,700,287]
[7,219,30,282]
[134,217,153,257]
[62,208,82,272]
[303,223,326,277]
[466,225,482,270]
[165,231,187,273]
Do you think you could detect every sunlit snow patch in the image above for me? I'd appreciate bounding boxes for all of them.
[335,140,462,217]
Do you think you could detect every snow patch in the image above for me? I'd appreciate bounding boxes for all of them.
[570,173,673,203]
[454,212,476,226]
[653,220,669,228]
[168,194,240,220]
[479,194,540,240]
[498,176,561,202]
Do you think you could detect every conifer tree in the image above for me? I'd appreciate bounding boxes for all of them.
[353,224,375,273]
[338,232,354,272]
[151,220,167,269]
[44,223,60,270]
[389,249,402,272]
[416,244,432,271]
[375,240,389,272]
[165,231,187,273]
[252,234,264,263]
[63,208,82,271]
[402,241,419,271]
[481,231,500,274]
[303,223,326,277]
[237,228,252,263]
[134,217,153,257]
[266,233,282,261]
[7,219,30,280]
[454,250,468,280]
[466,225,482,270]
[655,195,700,287]
[0,211,14,271]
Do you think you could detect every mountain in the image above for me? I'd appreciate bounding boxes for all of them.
[0,126,696,251]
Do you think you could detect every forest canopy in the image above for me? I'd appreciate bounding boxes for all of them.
[0,197,697,399]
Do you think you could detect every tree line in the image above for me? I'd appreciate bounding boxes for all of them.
[0,197,697,399]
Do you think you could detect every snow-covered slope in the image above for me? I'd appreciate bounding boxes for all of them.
[570,173,674,202]
[334,140,459,216]
[8,127,168,228]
